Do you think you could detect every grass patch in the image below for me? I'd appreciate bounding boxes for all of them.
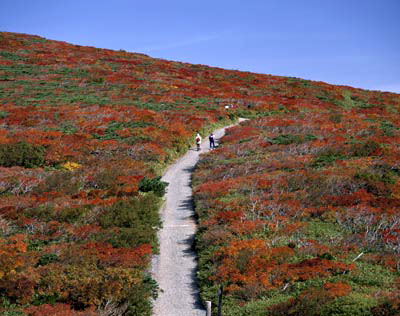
[268,134,317,145]
[0,51,26,61]
[0,141,46,168]
[311,148,346,168]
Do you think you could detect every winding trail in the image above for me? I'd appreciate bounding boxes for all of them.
[152,120,245,316]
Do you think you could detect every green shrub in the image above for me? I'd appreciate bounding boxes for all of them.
[0,297,24,315]
[380,121,397,136]
[89,77,104,84]
[25,204,88,224]
[268,134,316,145]
[0,51,26,61]
[24,205,54,222]
[36,253,59,267]
[125,274,158,316]
[33,171,82,195]
[320,294,376,316]
[95,226,157,249]
[319,253,334,260]
[138,176,168,197]
[59,123,77,135]
[350,140,381,157]
[55,206,91,224]
[27,238,50,251]
[31,293,59,306]
[269,134,303,145]
[354,163,399,196]
[0,142,45,168]
[268,291,376,316]
[99,193,161,229]
[90,167,124,191]
[311,148,345,168]
[329,113,343,123]
[98,193,162,249]
[371,300,400,316]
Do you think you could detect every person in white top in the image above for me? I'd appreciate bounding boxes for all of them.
[195,133,202,151]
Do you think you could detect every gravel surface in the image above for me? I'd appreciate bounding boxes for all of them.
[151,122,242,316]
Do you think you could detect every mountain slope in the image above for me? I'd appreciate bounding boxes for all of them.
[0,31,399,315]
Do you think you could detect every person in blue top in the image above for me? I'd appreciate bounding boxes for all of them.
[209,133,215,149]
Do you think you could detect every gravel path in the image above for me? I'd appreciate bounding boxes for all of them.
[152,121,244,316]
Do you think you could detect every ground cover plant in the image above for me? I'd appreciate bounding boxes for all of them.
[1,31,400,315]
[193,92,400,315]
[0,32,239,316]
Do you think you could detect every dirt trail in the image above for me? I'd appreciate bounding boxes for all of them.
[152,119,245,316]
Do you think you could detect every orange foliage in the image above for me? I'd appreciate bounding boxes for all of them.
[324,282,352,297]
[24,304,96,316]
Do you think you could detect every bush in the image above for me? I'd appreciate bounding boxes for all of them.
[268,134,311,145]
[91,168,123,191]
[55,206,91,224]
[0,297,24,316]
[350,140,381,157]
[138,176,168,197]
[99,194,161,229]
[320,294,376,316]
[36,253,59,267]
[33,171,82,195]
[371,300,400,316]
[311,148,345,168]
[95,226,157,249]
[24,205,54,222]
[311,141,381,169]
[0,111,9,119]
[268,290,375,316]
[98,193,162,249]
[329,113,343,123]
[354,164,399,196]
[0,142,45,168]
[125,274,158,316]
[380,121,397,136]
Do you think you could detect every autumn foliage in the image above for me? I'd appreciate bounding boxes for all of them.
[194,88,400,314]
[0,31,237,315]
[1,31,400,315]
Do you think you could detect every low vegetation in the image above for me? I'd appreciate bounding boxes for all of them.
[0,31,399,315]
[193,102,400,315]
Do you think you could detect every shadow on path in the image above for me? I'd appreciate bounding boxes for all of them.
[181,234,204,311]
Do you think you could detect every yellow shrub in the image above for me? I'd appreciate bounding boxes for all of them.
[62,161,82,171]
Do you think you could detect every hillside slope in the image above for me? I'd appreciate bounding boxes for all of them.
[193,85,400,314]
[0,31,399,315]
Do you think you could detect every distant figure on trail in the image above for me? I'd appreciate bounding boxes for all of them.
[209,133,215,149]
[196,133,202,151]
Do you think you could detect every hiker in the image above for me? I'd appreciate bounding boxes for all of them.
[195,133,202,151]
[209,133,215,149]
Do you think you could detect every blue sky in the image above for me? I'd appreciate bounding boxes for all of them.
[1,0,399,93]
